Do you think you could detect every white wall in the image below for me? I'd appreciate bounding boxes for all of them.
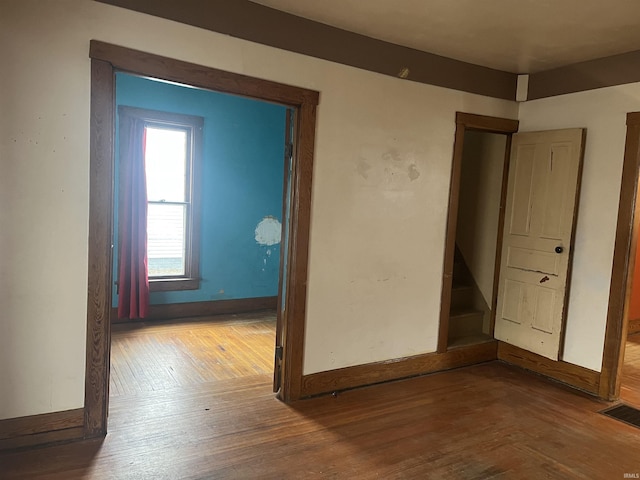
[519,84,640,371]
[3,0,633,421]
[0,0,518,419]
[456,132,507,305]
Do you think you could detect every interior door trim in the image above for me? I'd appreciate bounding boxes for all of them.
[86,41,319,438]
[600,112,640,400]
[437,112,519,353]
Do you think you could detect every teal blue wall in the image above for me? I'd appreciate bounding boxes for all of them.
[113,73,286,306]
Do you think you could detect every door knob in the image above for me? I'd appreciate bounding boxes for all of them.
[555,246,564,254]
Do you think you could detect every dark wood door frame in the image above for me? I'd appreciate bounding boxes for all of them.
[437,112,519,353]
[85,41,319,438]
[599,112,640,400]
[274,108,295,393]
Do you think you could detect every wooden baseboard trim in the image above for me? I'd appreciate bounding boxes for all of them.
[628,318,640,335]
[112,296,278,322]
[300,341,498,398]
[497,342,600,395]
[0,408,85,451]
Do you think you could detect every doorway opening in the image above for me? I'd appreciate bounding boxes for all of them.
[85,41,319,438]
[620,317,640,407]
[602,111,640,402]
[438,113,519,352]
[108,72,292,399]
[622,222,640,406]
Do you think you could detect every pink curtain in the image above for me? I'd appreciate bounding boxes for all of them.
[117,115,150,319]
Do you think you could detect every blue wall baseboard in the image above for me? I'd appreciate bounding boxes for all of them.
[111,296,278,323]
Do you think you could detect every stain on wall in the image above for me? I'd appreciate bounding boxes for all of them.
[408,163,420,181]
[255,216,282,246]
[355,145,422,188]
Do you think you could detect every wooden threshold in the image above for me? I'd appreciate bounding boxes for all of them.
[111,296,278,323]
[301,340,497,397]
[497,342,600,395]
[0,408,84,451]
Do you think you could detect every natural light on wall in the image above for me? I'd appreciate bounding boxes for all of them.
[145,126,189,277]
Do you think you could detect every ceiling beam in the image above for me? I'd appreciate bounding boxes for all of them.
[528,50,640,100]
[95,0,518,100]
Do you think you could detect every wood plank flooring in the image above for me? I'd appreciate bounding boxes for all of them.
[2,360,640,478]
[3,319,640,478]
[110,311,276,397]
[621,333,640,407]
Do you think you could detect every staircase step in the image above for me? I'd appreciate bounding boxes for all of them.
[450,285,473,311]
[448,309,485,339]
[452,261,471,282]
[448,333,494,349]
[449,244,492,346]
[453,246,465,264]
[449,308,484,319]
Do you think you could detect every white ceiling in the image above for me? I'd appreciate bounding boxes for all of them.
[250,0,640,73]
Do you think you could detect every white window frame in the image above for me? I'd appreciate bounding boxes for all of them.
[118,105,203,292]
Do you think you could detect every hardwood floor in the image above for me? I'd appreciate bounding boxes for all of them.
[110,311,276,397]
[2,359,640,478]
[621,333,640,407]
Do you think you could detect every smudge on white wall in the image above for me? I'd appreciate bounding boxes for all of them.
[355,144,422,189]
[255,216,281,246]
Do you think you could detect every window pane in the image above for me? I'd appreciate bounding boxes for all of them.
[147,203,186,277]
[145,127,187,202]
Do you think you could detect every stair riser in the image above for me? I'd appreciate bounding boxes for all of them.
[450,287,473,311]
[452,262,470,282]
[448,312,484,338]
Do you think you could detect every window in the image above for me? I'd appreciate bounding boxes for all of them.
[118,106,203,291]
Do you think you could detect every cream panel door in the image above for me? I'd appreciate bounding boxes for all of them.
[494,129,584,360]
